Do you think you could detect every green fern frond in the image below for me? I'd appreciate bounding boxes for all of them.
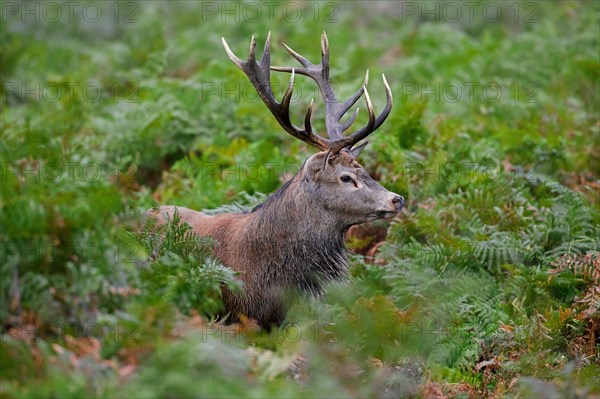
[202,192,268,215]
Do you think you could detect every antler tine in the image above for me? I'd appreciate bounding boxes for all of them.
[280,42,312,68]
[222,33,330,151]
[334,70,369,130]
[340,107,360,133]
[281,68,295,111]
[379,73,394,129]
[261,31,271,64]
[248,35,257,63]
[329,74,394,153]
[304,99,315,134]
[362,85,376,131]
[222,37,244,69]
[321,31,330,80]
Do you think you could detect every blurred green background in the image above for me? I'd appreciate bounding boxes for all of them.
[1,1,599,397]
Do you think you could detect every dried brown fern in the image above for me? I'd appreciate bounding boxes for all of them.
[549,252,600,360]
[548,252,600,285]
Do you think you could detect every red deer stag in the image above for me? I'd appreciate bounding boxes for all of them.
[150,32,403,327]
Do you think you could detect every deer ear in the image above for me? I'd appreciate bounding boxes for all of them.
[303,151,330,177]
[349,141,369,158]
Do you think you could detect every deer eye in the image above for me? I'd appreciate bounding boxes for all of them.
[340,175,353,183]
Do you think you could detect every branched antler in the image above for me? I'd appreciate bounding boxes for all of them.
[222,31,393,154]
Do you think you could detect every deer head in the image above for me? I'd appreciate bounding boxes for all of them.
[222,32,403,226]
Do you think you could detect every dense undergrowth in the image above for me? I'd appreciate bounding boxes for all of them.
[1,1,599,397]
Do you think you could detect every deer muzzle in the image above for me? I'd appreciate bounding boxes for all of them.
[373,193,404,220]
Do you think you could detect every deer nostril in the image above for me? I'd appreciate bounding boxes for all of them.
[392,195,404,209]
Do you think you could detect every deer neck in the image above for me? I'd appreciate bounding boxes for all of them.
[242,173,348,289]
[248,172,346,240]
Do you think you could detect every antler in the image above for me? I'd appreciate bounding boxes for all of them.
[222,32,393,154]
